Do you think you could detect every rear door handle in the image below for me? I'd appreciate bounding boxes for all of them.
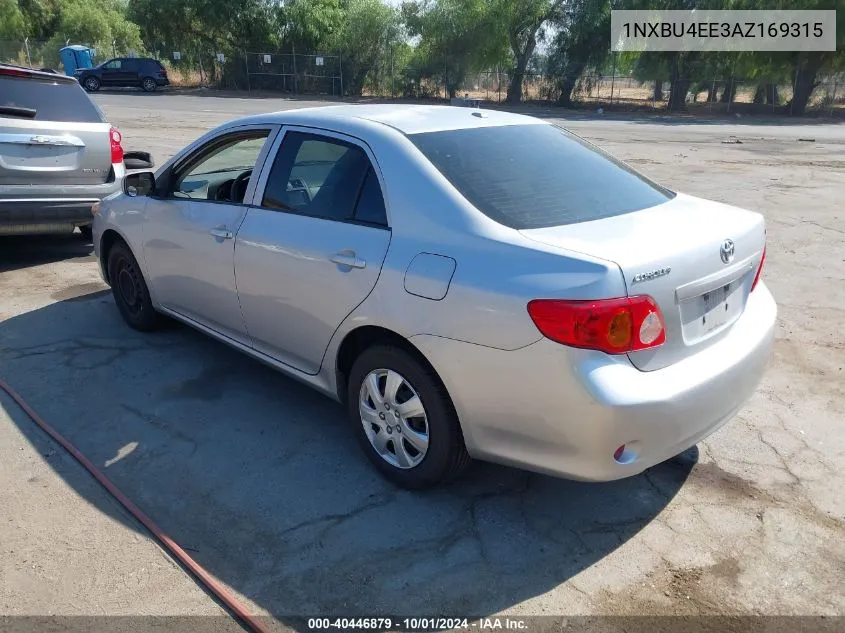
[330,252,366,269]
[209,227,234,240]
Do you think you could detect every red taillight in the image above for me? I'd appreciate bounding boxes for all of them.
[527,295,666,354]
[751,246,766,292]
[109,126,124,164]
[0,67,32,78]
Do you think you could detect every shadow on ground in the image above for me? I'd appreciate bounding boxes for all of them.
[0,233,93,274]
[0,285,696,626]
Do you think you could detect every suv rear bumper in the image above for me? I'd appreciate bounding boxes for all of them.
[1,168,123,235]
[1,198,102,235]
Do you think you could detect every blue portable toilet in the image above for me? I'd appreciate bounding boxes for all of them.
[59,45,95,76]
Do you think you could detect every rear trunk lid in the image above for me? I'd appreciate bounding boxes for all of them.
[520,193,766,371]
[0,72,112,187]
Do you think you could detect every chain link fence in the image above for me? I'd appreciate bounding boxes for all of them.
[3,38,842,117]
[0,38,75,72]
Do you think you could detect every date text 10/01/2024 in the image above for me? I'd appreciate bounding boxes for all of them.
[307,618,528,630]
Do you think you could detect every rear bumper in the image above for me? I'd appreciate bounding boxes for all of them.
[0,200,97,235]
[410,282,776,481]
[0,175,122,235]
[156,77,170,86]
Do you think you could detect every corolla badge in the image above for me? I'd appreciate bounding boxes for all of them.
[632,267,671,284]
[720,239,735,264]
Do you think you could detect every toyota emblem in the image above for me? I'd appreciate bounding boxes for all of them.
[720,239,735,264]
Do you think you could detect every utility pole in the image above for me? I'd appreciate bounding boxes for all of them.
[339,50,344,97]
[292,40,297,94]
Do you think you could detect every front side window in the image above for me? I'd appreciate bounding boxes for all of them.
[103,60,121,70]
[261,131,387,226]
[172,132,269,203]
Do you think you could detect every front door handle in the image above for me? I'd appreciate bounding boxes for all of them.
[209,227,234,240]
[330,252,366,269]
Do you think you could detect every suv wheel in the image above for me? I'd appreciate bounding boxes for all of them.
[347,345,470,489]
[141,77,157,92]
[78,225,93,241]
[83,76,100,92]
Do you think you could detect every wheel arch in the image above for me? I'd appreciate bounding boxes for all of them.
[334,325,454,412]
[99,228,132,285]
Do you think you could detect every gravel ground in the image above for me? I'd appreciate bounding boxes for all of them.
[1,92,843,626]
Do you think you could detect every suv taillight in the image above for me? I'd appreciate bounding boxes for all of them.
[0,67,32,78]
[527,295,666,354]
[110,126,124,164]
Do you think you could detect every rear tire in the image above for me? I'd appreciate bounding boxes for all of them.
[107,241,162,332]
[83,76,100,92]
[347,344,470,489]
[141,77,157,92]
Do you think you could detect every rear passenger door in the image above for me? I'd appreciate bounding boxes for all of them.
[235,128,391,374]
[118,59,140,85]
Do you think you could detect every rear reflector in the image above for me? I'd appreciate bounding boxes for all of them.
[751,246,766,292]
[527,295,666,354]
[110,127,124,164]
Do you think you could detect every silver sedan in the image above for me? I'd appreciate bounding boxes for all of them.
[93,105,776,489]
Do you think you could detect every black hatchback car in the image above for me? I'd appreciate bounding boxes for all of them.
[76,58,169,93]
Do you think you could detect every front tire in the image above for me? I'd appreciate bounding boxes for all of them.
[347,345,470,489]
[107,241,162,332]
[83,76,100,92]
[78,225,93,241]
[141,77,157,92]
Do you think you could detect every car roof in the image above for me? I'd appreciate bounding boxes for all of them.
[260,104,549,135]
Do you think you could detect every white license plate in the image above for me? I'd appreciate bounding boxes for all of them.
[681,281,744,342]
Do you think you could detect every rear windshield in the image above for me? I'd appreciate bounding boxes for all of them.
[0,75,104,123]
[409,124,674,229]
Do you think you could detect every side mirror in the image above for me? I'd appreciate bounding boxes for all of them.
[124,150,155,170]
[124,171,156,197]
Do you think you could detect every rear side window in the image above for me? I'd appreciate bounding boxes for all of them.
[0,76,104,123]
[354,168,387,226]
[409,124,673,230]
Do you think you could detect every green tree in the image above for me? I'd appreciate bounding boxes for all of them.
[43,0,143,60]
[1,0,28,39]
[403,0,508,98]
[338,0,403,95]
[279,0,345,52]
[546,0,612,106]
[494,0,564,103]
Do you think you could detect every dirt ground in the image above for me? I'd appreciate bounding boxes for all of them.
[1,92,843,628]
